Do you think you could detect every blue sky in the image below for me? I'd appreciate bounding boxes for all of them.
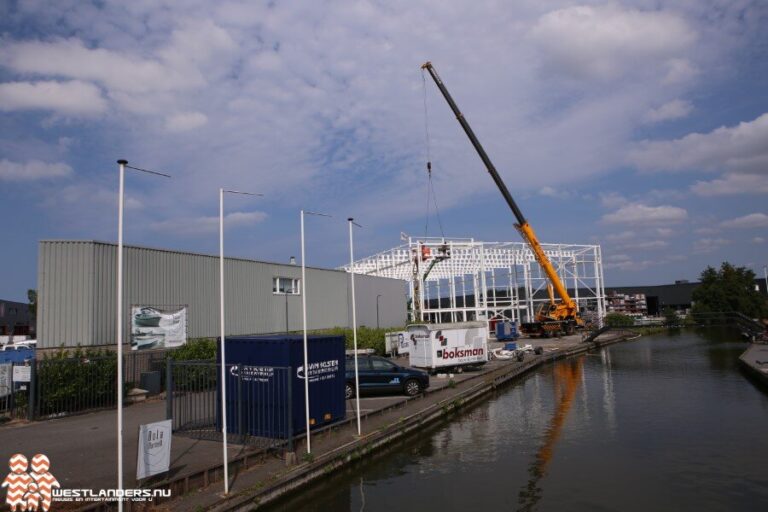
[1,0,767,301]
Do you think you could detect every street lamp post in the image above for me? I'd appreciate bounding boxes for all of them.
[376,294,382,330]
[348,218,362,436]
[219,188,261,495]
[115,159,170,512]
[300,210,331,454]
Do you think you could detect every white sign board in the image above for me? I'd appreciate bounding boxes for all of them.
[0,364,11,398]
[136,419,172,480]
[12,365,31,383]
[131,306,188,351]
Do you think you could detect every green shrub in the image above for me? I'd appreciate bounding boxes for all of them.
[168,338,217,360]
[36,346,124,416]
[309,326,405,354]
[604,313,635,327]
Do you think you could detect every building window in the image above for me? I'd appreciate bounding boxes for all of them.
[273,277,300,295]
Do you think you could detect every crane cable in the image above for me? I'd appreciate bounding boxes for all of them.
[421,69,445,239]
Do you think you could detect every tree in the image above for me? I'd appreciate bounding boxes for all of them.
[692,262,768,319]
[662,307,679,326]
[605,312,634,327]
[28,289,37,333]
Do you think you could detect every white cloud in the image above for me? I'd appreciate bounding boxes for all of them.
[0,80,106,115]
[599,192,627,208]
[150,211,267,236]
[720,213,768,229]
[643,99,693,124]
[602,203,688,225]
[694,238,730,254]
[165,112,208,132]
[0,0,757,271]
[663,58,698,84]
[41,183,142,210]
[753,237,765,244]
[655,228,674,237]
[604,258,655,271]
[0,31,231,94]
[691,173,768,196]
[538,186,570,198]
[605,231,636,242]
[0,159,72,181]
[530,5,696,81]
[620,240,669,250]
[629,112,768,174]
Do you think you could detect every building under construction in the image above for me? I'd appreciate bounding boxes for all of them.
[344,236,606,327]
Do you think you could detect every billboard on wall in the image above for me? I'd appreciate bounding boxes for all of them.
[131,306,187,351]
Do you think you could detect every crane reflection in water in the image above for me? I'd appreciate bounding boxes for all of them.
[518,357,584,511]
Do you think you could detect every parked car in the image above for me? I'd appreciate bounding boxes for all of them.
[1,340,36,351]
[345,355,429,399]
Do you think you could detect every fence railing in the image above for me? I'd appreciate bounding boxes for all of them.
[0,350,174,421]
[0,362,25,420]
[167,360,293,451]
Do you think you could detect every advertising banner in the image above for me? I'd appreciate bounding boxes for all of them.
[130,306,187,351]
[136,419,172,480]
[0,363,11,398]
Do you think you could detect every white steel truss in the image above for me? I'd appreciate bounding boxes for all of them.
[341,237,606,327]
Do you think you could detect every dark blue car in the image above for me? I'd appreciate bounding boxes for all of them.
[345,355,429,398]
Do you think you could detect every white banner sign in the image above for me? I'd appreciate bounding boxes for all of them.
[0,364,11,398]
[12,365,31,383]
[131,306,187,351]
[136,419,172,480]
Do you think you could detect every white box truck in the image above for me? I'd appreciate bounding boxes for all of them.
[384,331,410,356]
[407,321,488,373]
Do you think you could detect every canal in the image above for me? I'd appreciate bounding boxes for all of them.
[266,328,768,511]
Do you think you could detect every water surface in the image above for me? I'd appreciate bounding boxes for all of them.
[266,329,768,511]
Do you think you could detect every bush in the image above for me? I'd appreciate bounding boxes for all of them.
[169,338,217,360]
[36,346,124,417]
[310,326,404,355]
[604,313,635,327]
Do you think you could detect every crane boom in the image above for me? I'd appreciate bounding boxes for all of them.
[421,61,579,324]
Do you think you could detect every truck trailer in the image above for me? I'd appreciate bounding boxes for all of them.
[407,321,488,373]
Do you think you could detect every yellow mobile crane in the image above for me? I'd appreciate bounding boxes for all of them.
[421,62,583,336]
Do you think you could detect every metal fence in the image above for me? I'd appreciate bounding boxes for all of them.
[167,360,293,451]
[34,356,117,418]
[0,350,174,420]
[0,361,33,420]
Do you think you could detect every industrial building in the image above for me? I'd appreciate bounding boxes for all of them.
[344,236,607,326]
[36,240,406,349]
[0,299,33,337]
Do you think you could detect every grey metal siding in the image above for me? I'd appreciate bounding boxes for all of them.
[347,275,407,329]
[38,241,95,348]
[37,241,407,348]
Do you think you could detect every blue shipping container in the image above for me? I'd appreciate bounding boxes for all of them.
[218,334,346,437]
[496,321,519,341]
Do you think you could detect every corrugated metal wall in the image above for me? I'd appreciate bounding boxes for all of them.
[37,241,407,348]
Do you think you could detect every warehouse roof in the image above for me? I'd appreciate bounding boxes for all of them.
[39,239,403,279]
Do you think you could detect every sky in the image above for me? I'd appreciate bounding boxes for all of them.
[1,0,767,301]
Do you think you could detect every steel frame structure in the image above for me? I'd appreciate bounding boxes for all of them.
[342,237,606,327]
